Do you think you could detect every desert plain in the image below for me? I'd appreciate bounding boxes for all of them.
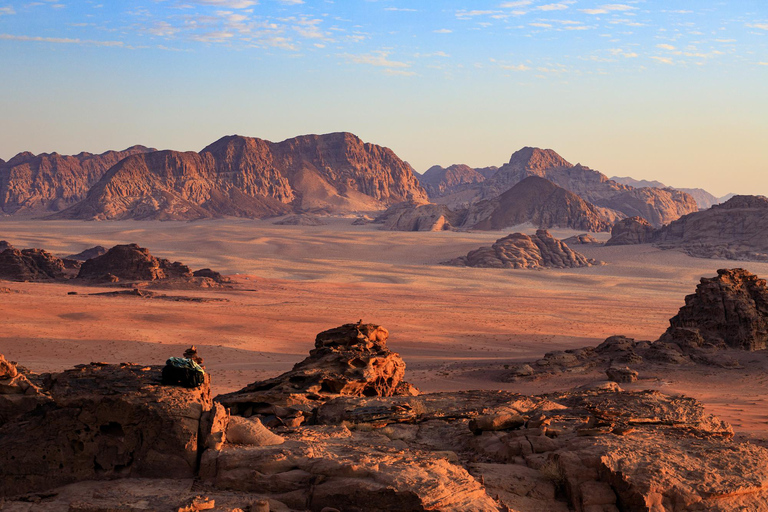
[3,217,768,445]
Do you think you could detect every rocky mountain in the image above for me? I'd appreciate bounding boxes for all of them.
[0,146,154,215]
[464,176,618,232]
[443,229,602,269]
[611,176,725,210]
[434,147,697,226]
[417,164,488,198]
[54,132,427,220]
[605,195,768,261]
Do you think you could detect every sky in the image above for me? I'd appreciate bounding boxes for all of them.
[0,0,766,196]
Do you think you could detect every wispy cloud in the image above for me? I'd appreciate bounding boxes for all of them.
[746,23,768,31]
[581,4,637,15]
[190,0,258,8]
[0,6,15,15]
[343,50,411,70]
[0,33,124,46]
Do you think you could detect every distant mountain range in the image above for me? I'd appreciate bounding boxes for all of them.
[610,176,735,210]
[0,135,713,229]
[1,133,427,220]
[417,147,698,228]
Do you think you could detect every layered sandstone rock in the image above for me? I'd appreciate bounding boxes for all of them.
[666,268,768,350]
[375,200,461,231]
[653,195,768,261]
[605,216,656,246]
[0,146,154,214]
[0,362,218,496]
[444,229,602,269]
[217,322,417,427]
[464,176,617,232]
[54,133,427,220]
[0,247,68,281]
[77,243,193,282]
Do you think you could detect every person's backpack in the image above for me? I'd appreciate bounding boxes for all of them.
[162,357,205,388]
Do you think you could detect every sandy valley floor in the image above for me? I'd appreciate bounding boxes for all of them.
[3,217,768,441]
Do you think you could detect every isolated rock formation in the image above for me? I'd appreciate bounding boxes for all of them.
[0,146,154,214]
[0,247,68,281]
[444,229,602,269]
[563,233,601,245]
[375,200,461,231]
[599,186,698,227]
[666,268,768,351]
[217,322,417,427]
[54,133,427,220]
[65,245,108,261]
[0,362,218,496]
[464,176,617,232]
[77,243,192,282]
[605,216,656,246]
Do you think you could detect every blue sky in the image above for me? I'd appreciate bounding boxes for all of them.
[1,0,766,195]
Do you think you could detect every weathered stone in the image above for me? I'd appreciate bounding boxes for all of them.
[605,366,638,383]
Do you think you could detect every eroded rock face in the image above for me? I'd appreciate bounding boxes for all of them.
[77,243,193,282]
[217,323,417,427]
[563,233,601,245]
[667,268,768,350]
[605,216,656,246]
[375,200,460,231]
[444,229,602,269]
[465,176,617,232]
[0,247,68,281]
[0,362,215,496]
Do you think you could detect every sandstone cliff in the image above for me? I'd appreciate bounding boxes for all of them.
[54,133,427,220]
[464,176,617,232]
[0,146,154,215]
[417,164,489,198]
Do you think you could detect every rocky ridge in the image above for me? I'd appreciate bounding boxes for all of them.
[374,200,461,231]
[0,145,154,215]
[53,133,427,220]
[443,229,603,269]
[605,195,768,261]
[434,147,697,227]
[417,164,491,198]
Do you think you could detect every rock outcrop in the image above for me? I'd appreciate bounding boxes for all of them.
[0,361,218,496]
[272,214,328,226]
[0,146,154,214]
[443,229,602,269]
[605,216,656,246]
[217,322,417,427]
[464,177,616,232]
[375,200,461,231]
[77,243,193,282]
[563,233,602,245]
[666,268,768,351]
[653,195,768,261]
[54,133,427,220]
[0,247,68,281]
[612,176,723,210]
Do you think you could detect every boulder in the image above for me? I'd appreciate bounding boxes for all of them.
[605,216,656,246]
[605,366,638,383]
[217,322,417,426]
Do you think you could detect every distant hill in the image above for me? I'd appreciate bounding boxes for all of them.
[464,176,617,232]
[606,195,768,261]
[611,176,731,210]
[0,146,155,215]
[417,164,488,198]
[53,132,428,220]
[430,147,697,227]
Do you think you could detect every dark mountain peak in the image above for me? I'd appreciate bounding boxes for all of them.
[714,195,768,210]
[7,151,36,166]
